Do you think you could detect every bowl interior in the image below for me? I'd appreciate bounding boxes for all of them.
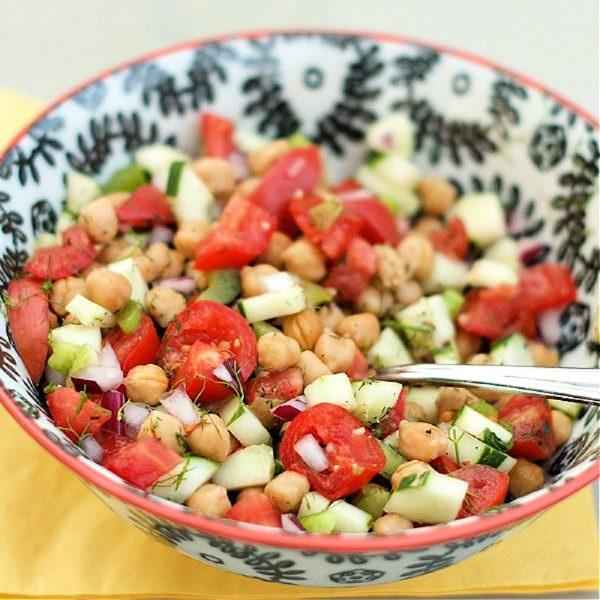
[0,31,598,553]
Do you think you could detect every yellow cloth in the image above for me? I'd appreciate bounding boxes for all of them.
[0,91,598,599]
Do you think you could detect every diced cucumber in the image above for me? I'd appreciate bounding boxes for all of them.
[166,161,214,223]
[447,193,507,248]
[238,285,306,323]
[396,297,434,354]
[434,344,460,365]
[198,269,241,304]
[441,289,464,318]
[548,398,583,419]
[47,341,98,373]
[464,258,518,288]
[355,165,420,216]
[484,237,521,272]
[297,491,331,517]
[212,444,275,490]
[304,373,357,413]
[107,257,148,305]
[354,484,390,519]
[328,500,373,533]
[428,294,455,347]
[452,405,513,452]
[365,114,414,157]
[104,163,148,194]
[233,129,270,153]
[115,300,142,334]
[65,294,116,328]
[251,320,280,340]
[217,396,272,446]
[352,378,403,425]
[135,144,189,175]
[446,425,516,472]
[470,398,498,419]
[405,386,440,423]
[421,253,468,294]
[384,470,468,523]
[70,343,101,375]
[288,274,334,305]
[50,323,102,354]
[490,333,534,366]
[367,327,413,368]
[370,153,421,191]
[149,456,219,503]
[66,171,101,213]
[34,232,60,250]
[299,509,337,534]
[382,429,399,448]
[55,211,77,233]
[377,438,406,479]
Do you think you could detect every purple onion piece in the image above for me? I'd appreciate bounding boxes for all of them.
[71,366,123,393]
[519,243,551,266]
[537,307,563,346]
[294,433,329,473]
[147,224,174,246]
[44,365,67,387]
[160,384,200,428]
[80,435,103,463]
[281,513,306,533]
[71,377,103,394]
[102,390,126,436]
[123,403,151,439]
[152,276,197,295]
[213,357,244,398]
[228,149,249,181]
[270,395,307,421]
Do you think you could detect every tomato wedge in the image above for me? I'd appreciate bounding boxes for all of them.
[200,112,235,158]
[498,395,556,460]
[458,285,518,339]
[24,226,98,280]
[226,492,282,528]
[518,263,577,313]
[158,301,257,402]
[280,403,386,500]
[342,198,400,246]
[116,184,175,229]
[194,194,277,271]
[430,217,469,259]
[430,455,460,474]
[453,464,509,518]
[104,314,160,375]
[345,348,371,381]
[47,387,111,442]
[102,437,182,489]
[6,277,49,383]
[374,387,408,438]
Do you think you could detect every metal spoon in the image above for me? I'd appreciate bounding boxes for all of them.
[376,364,600,406]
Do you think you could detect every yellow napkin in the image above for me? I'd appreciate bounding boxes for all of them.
[0,91,598,599]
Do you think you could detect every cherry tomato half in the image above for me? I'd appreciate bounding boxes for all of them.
[116,184,175,229]
[453,464,509,518]
[225,492,282,528]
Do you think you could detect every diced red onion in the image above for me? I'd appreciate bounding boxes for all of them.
[213,363,234,384]
[212,357,244,397]
[336,188,374,202]
[281,513,306,533]
[101,389,127,436]
[294,433,329,472]
[507,209,526,236]
[286,157,306,178]
[271,395,307,421]
[118,222,132,234]
[228,150,249,181]
[519,243,550,266]
[160,385,201,428]
[151,173,168,193]
[537,307,563,346]
[72,343,123,393]
[80,435,103,463]
[153,276,196,294]
[380,130,395,151]
[260,271,295,293]
[147,224,174,246]
[45,365,67,387]
[395,215,411,237]
[123,403,151,439]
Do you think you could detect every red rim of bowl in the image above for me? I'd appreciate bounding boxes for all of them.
[0,28,598,554]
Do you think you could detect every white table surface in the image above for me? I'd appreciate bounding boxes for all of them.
[1,1,598,598]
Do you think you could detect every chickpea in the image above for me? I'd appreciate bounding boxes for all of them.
[295,350,332,385]
[456,330,483,362]
[404,402,426,422]
[145,242,171,280]
[281,238,326,282]
[256,231,293,269]
[335,313,380,350]
[192,157,237,197]
[97,238,130,263]
[372,513,413,533]
[390,460,433,490]
[158,249,185,279]
[236,487,266,502]
[316,303,345,330]
[467,353,490,365]
[173,220,211,259]
[228,432,241,455]
[436,387,478,415]
[49,276,87,316]
[187,413,231,461]
[133,251,161,283]
[264,471,310,513]
[414,215,444,237]
[85,267,131,313]
[186,483,231,517]
[78,196,118,243]
[248,389,280,428]
[314,332,356,373]
[551,410,572,446]
[508,458,544,498]
[235,177,261,197]
[103,192,129,209]
[418,177,457,216]
[439,410,457,423]
[248,140,290,175]
[395,279,423,307]
[257,331,301,371]
[138,411,187,454]
[397,233,434,281]
[124,364,168,406]
[397,421,448,463]
[374,244,409,290]
[240,264,279,297]
[530,341,560,367]
[282,308,323,350]
[352,285,393,318]
[145,286,186,328]
[48,310,59,329]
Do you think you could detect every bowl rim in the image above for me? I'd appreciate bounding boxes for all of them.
[0,28,598,553]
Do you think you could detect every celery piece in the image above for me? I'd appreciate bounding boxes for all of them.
[103,163,148,194]
[198,269,241,305]
[288,132,312,148]
[251,320,280,340]
[115,300,142,334]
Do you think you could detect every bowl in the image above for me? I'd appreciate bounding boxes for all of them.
[0,30,598,588]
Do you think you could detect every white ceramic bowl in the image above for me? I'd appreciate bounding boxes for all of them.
[0,31,598,587]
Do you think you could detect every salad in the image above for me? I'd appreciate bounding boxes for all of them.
[5,111,581,534]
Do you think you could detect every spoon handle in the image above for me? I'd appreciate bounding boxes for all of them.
[376,364,600,406]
